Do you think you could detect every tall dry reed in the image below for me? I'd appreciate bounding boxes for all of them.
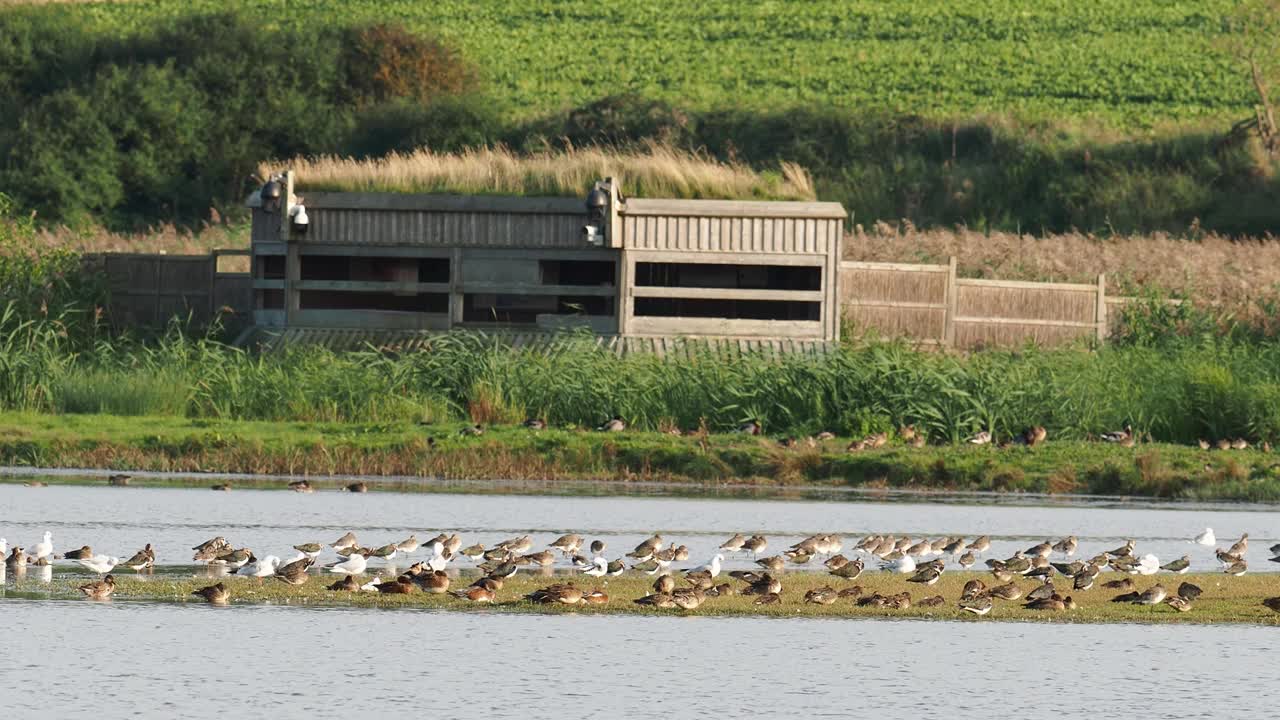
[262,142,816,201]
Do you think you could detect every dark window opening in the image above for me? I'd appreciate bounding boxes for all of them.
[635,262,820,291]
[539,260,615,286]
[635,298,819,321]
[259,289,283,310]
[463,294,613,324]
[259,256,285,280]
[301,255,449,283]
[300,291,447,313]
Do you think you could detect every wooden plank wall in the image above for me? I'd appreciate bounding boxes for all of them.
[840,258,1110,349]
[88,252,251,331]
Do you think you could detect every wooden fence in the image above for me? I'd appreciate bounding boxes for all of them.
[87,251,252,331]
[840,258,1115,349]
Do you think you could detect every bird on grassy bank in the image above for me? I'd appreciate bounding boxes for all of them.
[1026,579,1057,602]
[374,575,415,594]
[192,582,230,605]
[234,555,280,583]
[525,583,586,605]
[524,419,546,431]
[107,474,131,486]
[830,558,864,581]
[1160,555,1190,574]
[415,571,451,594]
[966,431,992,445]
[1101,424,1135,446]
[1025,595,1075,611]
[906,566,942,586]
[737,420,761,436]
[327,553,367,576]
[597,416,626,432]
[459,424,485,437]
[275,560,313,586]
[684,554,723,583]
[1177,582,1203,602]
[1224,560,1248,576]
[1021,426,1048,447]
[804,586,839,605]
[78,575,116,600]
[451,584,496,603]
[76,554,119,574]
[120,544,155,572]
[327,575,359,592]
[1263,597,1280,614]
[959,595,993,616]
[1134,585,1168,605]
[988,583,1023,601]
[1166,595,1193,612]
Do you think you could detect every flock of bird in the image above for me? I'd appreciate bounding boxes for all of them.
[5,524,1279,615]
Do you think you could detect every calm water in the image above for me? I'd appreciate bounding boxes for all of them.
[1,600,1276,720]
[4,481,1279,718]
[0,481,1274,573]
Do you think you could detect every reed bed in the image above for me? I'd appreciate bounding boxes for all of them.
[847,222,1280,320]
[4,322,1280,449]
[263,142,816,200]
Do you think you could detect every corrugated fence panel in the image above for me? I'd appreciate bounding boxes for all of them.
[622,215,840,255]
[839,266,948,305]
[309,209,584,248]
[955,281,1096,323]
[845,306,946,340]
[955,322,1095,349]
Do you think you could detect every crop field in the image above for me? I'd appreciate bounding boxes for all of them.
[40,0,1250,126]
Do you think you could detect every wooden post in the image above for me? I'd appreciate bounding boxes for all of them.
[281,171,300,326]
[617,250,633,336]
[943,256,958,347]
[1096,273,1107,343]
[449,246,464,328]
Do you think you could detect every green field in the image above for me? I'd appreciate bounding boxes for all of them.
[53,0,1250,127]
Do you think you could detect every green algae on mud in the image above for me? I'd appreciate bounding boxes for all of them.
[3,412,1280,502]
[10,571,1280,626]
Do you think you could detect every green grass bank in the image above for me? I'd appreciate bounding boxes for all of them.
[4,413,1279,502]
